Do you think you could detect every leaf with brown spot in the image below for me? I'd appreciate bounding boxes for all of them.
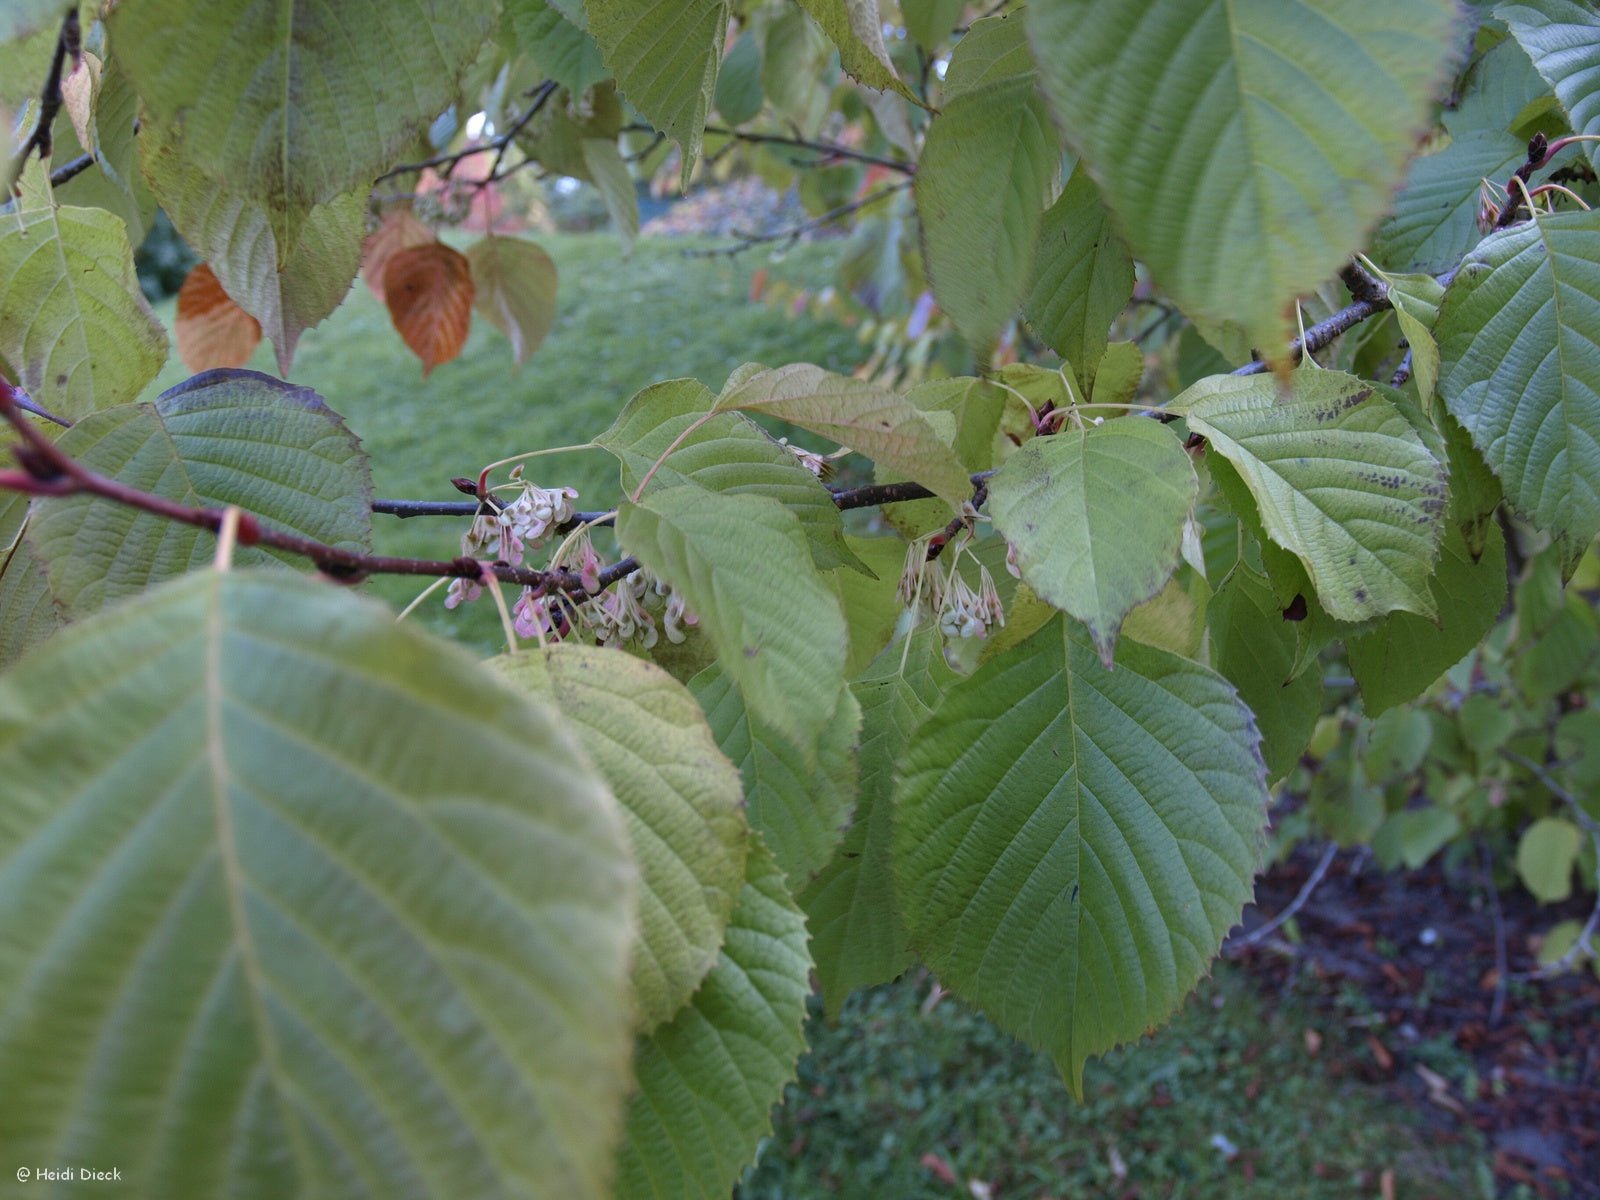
[361,207,436,301]
[383,243,475,376]
[175,264,263,372]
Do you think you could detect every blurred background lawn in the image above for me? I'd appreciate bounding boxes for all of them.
[143,231,1498,1199]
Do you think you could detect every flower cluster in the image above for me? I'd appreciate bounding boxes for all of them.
[897,536,1007,641]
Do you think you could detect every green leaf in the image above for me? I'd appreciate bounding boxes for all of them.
[0,504,61,666]
[0,570,638,1198]
[1517,815,1583,903]
[588,0,729,187]
[466,236,559,367]
[761,5,834,138]
[893,615,1268,1094]
[508,0,610,94]
[108,0,499,220]
[614,839,810,1200]
[717,363,973,507]
[800,626,956,1014]
[55,53,155,245]
[597,377,858,571]
[690,662,859,883]
[1374,806,1461,870]
[939,12,1035,100]
[1029,0,1461,363]
[1447,36,1552,139]
[1024,167,1136,389]
[1208,564,1323,781]
[1374,130,1528,274]
[581,136,642,251]
[1090,342,1145,408]
[989,418,1198,664]
[143,120,364,373]
[714,26,765,124]
[1498,0,1600,169]
[1442,408,1504,556]
[1182,371,1447,623]
[492,645,748,1031]
[26,370,372,621]
[1346,522,1508,716]
[1437,208,1600,561]
[826,533,910,676]
[915,54,1056,350]
[798,0,919,102]
[616,487,849,752]
[902,0,965,51]
[0,192,168,421]
[1374,268,1446,410]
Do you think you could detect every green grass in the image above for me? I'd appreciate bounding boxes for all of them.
[740,968,1492,1200]
[145,232,861,648]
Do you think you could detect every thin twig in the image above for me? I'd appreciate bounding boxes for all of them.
[1389,347,1414,389]
[1227,842,1339,953]
[688,123,916,174]
[685,182,911,257]
[375,82,556,184]
[48,151,95,187]
[1480,839,1509,1025]
[1502,749,1600,979]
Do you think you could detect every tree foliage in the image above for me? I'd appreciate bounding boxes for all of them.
[2,1,1599,1194]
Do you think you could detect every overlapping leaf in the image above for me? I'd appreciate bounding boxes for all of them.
[507,0,610,94]
[716,363,972,506]
[1347,523,1508,715]
[597,378,857,571]
[1373,130,1527,274]
[361,208,437,302]
[691,663,860,883]
[990,418,1198,664]
[798,0,918,102]
[1437,208,1600,562]
[0,570,638,1198]
[175,263,263,372]
[893,616,1268,1094]
[27,371,372,620]
[1499,0,1600,169]
[800,626,955,1013]
[494,646,748,1030]
[916,15,1056,351]
[1025,168,1136,390]
[384,243,476,376]
[587,0,729,186]
[616,487,849,752]
[0,190,167,420]
[613,841,810,1200]
[1029,0,1461,364]
[108,0,500,220]
[1182,371,1447,623]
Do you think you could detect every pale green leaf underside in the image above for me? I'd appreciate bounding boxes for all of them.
[989,418,1198,663]
[916,76,1056,351]
[27,370,372,623]
[613,839,811,1200]
[1498,0,1600,170]
[1347,521,1508,716]
[1374,129,1527,274]
[1028,0,1460,362]
[466,235,559,368]
[616,487,849,752]
[587,0,729,186]
[1024,167,1136,389]
[1183,371,1447,623]
[0,200,168,420]
[798,0,919,102]
[0,570,637,1198]
[799,626,956,1014]
[493,645,748,1031]
[508,0,610,94]
[108,0,500,213]
[893,616,1267,1094]
[597,377,857,571]
[690,662,861,883]
[1437,209,1600,556]
[716,363,972,507]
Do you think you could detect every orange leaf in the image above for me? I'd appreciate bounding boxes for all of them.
[383,243,475,376]
[361,208,436,301]
[175,264,263,372]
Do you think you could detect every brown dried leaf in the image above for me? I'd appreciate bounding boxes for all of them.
[175,263,263,372]
[361,208,436,301]
[383,242,475,376]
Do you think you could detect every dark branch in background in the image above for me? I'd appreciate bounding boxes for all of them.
[686,181,911,257]
[1389,347,1414,389]
[1232,295,1392,376]
[374,81,557,184]
[3,6,80,194]
[1338,260,1388,307]
[645,122,916,175]
[49,151,94,187]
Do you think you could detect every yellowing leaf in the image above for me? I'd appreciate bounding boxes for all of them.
[175,263,263,372]
[383,242,476,376]
[467,235,559,367]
